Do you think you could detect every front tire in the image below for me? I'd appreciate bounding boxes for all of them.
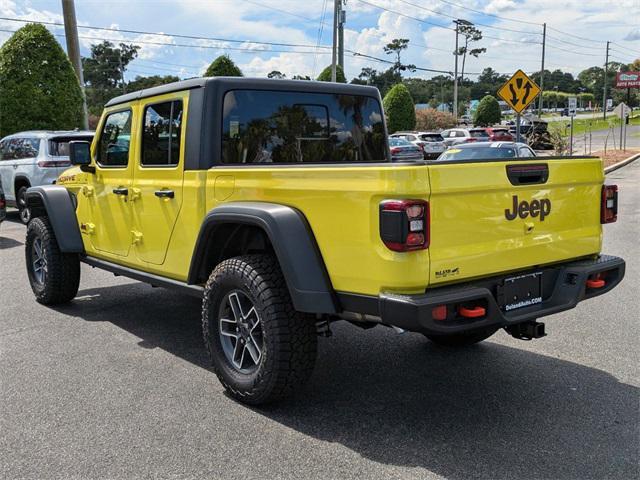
[425,327,499,347]
[17,186,31,224]
[202,254,317,405]
[25,217,80,305]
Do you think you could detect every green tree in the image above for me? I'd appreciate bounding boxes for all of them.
[351,67,401,96]
[473,95,501,126]
[127,75,180,92]
[383,84,416,133]
[267,70,286,79]
[0,24,83,137]
[317,65,346,83]
[383,38,416,73]
[205,55,243,77]
[456,24,486,83]
[82,41,140,115]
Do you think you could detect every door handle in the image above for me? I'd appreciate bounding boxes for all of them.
[154,190,174,199]
[112,187,129,196]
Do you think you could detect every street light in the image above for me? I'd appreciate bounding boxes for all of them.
[453,19,473,121]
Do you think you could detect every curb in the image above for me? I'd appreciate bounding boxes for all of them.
[604,152,640,174]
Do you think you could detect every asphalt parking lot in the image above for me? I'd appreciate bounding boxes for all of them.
[1,161,638,480]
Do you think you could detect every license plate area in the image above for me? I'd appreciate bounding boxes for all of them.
[497,272,543,312]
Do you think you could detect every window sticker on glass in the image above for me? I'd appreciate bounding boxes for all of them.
[229,120,240,139]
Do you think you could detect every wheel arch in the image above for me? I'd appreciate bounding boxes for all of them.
[25,185,84,253]
[188,202,338,314]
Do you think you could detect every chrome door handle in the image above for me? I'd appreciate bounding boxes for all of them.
[154,190,174,199]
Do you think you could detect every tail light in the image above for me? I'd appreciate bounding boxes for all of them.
[0,195,5,209]
[379,199,429,251]
[390,147,402,155]
[37,160,71,168]
[601,185,618,224]
[417,143,425,151]
[465,138,477,143]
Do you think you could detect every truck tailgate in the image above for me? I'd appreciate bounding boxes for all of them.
[428,157,604,286]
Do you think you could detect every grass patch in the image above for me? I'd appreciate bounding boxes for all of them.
[549,115,639,137]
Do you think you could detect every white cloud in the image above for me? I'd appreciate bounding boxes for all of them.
[625,28,640,41]
[484,0,517,14]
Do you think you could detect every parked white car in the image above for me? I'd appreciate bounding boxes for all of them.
[389,131,446,159]
[0,130,94,223]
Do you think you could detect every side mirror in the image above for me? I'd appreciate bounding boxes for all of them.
[69,141,91,166]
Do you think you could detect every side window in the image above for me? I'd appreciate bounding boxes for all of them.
[142,100,183,167]
[222,90,387,164]
[456,131,466,138]
[0,138,40,160]
[98,110,132,167]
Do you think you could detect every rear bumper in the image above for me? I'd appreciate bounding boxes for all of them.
[339,255,625,335]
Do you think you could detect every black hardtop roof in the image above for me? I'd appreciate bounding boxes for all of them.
[105,77,382,107]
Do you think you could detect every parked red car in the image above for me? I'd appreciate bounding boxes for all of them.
[485,127,514,141]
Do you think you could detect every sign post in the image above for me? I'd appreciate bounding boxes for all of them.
[498,70,541,145]
[613,103,631,151]
[568,96,577,156]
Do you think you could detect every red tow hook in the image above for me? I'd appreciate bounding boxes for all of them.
[586,273,606,289]
[458,306,486,318]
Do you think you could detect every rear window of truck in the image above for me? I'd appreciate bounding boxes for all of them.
[222,90,387,164]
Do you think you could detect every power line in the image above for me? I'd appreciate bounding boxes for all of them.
[351,0,454,31]
[394,0,542,36]
[0,17,334,50]
[546,25,604,45]
[313,0,329,77]
[241,0,322,24]
[432,0,541,26]
[545,43,602,57]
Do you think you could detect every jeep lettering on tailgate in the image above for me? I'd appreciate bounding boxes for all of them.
[505,195,551,221]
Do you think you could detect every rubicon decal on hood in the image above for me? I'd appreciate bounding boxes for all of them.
[505,195,551,221]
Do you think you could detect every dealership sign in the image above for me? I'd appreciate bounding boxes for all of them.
[615,72,640,88]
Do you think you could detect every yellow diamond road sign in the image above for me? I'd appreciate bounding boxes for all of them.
[498,69,541,114]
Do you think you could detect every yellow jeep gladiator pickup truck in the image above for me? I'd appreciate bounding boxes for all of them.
[24,78,624,404]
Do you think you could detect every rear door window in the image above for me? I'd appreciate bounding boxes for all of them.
[49,137,93,157]
[142,100,183,167]
[222,90,387,164]
[470,129,489,138]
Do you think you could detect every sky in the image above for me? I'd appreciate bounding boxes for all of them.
[0,0,639,83]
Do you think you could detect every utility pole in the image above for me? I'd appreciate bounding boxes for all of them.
[537,22,546,117]
[603,40,610,120]
[330,0,339,82]
[118,53,126,93]
[338,1,345,70]
[453,21,459,120]
[61,0,88,130]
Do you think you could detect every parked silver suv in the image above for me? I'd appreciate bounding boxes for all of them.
[0,130,94,223]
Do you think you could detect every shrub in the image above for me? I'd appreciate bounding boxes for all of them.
[0,24,83,137]
[415,108,457,131]
[473,95,501,126]
[383,84,416,133]
[317,65,346,83]
[205,55,243,77]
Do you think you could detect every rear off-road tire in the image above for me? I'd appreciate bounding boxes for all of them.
[202,254,317,405]
[25,217,80,305]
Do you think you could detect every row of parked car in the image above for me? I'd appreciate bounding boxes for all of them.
[387,125,538,162]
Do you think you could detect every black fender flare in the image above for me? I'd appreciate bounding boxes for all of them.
[25,185,84,253]
[188,202,338,314]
